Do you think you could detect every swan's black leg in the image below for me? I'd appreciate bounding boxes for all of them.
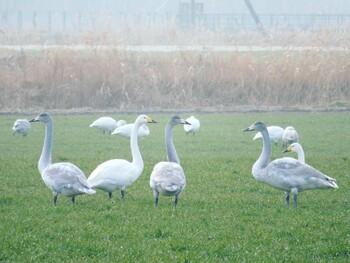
[293,194,298,208]
[174,195,179,208]
[53,194,58,206]
[121,190,125,199]
[153,191,159,207]
[285,192,290,208]
[108,192,112,199]
[72,196,75,205]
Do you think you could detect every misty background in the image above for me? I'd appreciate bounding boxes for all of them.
[0,0,349,43]
[0,1,349,112]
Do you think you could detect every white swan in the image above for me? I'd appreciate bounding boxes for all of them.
[282,126,299,147]
[253,126,284,145]
[88,115,157,199]
[184,115,200,135]
[243,121,338,208]
[283,142,305,163]
[111,123,150,138]
[30,113,95,205]
[90,117,117,134]
[116,119,127,128]
[150,115,189,207]
[12,119,31,136]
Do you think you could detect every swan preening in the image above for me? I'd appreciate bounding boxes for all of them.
[184,115,200,135]
[243,121,338,208]
[88,115,157,200]
[112,123,150,138]
[12,119,31,136]
[150,115,189,208]
[90,117,118,134]
[30,113,95,206]
[253,126,284,145]
[282,126,299,147]
[283,142,305,163]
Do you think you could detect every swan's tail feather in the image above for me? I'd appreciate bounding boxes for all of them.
[164,184,180,193]
[81,187,96,195]
[326,177,338,189]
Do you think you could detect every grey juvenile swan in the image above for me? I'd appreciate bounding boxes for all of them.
[150,115,189,207]
[30,113,95,206]
[243,121,338,208]
[12,119,31,136]
[282,126,299,147]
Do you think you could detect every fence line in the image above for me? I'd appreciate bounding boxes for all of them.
[1,11,350,32]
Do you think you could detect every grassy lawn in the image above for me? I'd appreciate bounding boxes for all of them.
[0,112,349,262]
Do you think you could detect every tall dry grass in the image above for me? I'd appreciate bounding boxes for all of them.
[0,38,349,112]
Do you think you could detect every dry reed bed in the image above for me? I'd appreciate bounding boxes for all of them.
[0,46,349,111]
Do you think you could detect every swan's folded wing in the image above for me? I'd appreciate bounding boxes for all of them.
[269,157,337,190]
[42,163,95,194]
[150,162,186,192]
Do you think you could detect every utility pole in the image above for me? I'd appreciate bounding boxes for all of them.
[244,0,267,36]
[191,0,195,26]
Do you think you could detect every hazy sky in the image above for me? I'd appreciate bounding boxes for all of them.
[1,0,350,14]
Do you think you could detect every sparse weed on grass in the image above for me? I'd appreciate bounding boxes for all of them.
[0,112,349,262]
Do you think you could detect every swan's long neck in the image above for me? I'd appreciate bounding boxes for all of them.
[131,121,143,171]
[165,122,180,164]
[297,149,305,164]
[253,127,271,174]
[39,120,53,174]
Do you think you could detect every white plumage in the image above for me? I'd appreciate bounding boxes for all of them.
[111,123,150,138]
[12,119,31,136]
[243,121,338,208]
[253,126,284,144]
[150,115,189,207]
[30,112,95,206]
[90,117,118,134]
[116,119,127,128]
[283,142,305,164]
[184,115,200,135]
[282,126,299,147]
[88,115,157,199]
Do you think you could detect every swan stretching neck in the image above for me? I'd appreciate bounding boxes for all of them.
[30,112,95,206]
[88,115,157,200]
[150,115,189,207]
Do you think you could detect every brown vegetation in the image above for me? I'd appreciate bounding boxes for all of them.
[0,30,350,113]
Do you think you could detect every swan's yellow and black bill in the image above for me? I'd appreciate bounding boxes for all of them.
[282,145,292,153]
[147,117,157,123]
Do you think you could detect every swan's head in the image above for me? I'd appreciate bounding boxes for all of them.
[170,115,190,126]
[243,121,266,132]
[283,142,303,153]
[135,115,157,125]
[30,112,52,124]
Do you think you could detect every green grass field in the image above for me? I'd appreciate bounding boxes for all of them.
[0,112,349,262]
